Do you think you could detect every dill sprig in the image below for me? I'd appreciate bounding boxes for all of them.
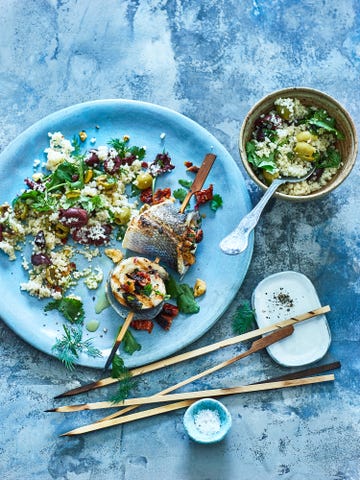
[110,355,137,404]
[52,324,102,371]
[232,301,255,335]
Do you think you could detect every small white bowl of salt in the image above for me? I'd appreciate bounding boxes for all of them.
[183,398,232,444]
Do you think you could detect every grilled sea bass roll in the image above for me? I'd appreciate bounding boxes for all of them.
[109,256,169,319]
[122,200,202,275]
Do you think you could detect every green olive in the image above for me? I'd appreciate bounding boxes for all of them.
[134,172,153,190]
[296,131,318,142]
[294,142,316,161]
[114,206,131,225]
[262,169,279,184]
[275,104,291,120]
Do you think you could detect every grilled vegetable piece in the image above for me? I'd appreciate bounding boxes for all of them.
[122,200,201,275]
[109,256,168,320]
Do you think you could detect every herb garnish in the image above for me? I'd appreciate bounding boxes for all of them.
[232,301,255,335]
[308,109,345,139]
[52,324,102,371]
[108,137,146,160]
[165,275,200,314]
[210,193,223,212]
[123,330,142,355]
[246,141,277,173]
[110,354,137,403]
[45,297,85,324]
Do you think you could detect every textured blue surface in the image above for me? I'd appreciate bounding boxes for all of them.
[0,1,359,479]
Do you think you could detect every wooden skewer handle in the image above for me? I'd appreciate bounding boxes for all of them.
[179,153,216,213]
[55,306,330,398]
[51,373,334,413]
[60,374,335,435]
[103,311,134,371]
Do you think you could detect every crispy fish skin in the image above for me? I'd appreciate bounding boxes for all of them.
[122,200,201,275]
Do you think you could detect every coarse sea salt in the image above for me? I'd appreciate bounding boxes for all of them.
[194,408,221,435]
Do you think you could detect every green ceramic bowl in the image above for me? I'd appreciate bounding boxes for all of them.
[239,87,358,202]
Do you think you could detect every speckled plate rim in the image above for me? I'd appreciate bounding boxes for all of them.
[0,99,254,369]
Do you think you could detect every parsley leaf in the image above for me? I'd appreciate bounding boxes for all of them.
[210,193,223,211]
[246,141,277,173]
[173,187,188,202]
[232,301,255,335]
[316,148,341,169]
[178,179,193,189]
[45,297,85,324]
[307,110,344,139]
[13,190,55,213]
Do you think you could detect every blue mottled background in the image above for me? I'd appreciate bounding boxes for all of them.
[0,1,359,479]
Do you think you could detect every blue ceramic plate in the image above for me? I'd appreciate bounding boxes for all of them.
[0,99,253,368]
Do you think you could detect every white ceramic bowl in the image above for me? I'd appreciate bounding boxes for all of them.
[239,87,358,202]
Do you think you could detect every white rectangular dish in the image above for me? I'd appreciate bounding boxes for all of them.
[252,271,331,367]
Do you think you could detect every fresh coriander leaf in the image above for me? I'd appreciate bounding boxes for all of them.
[316,148,341,169]
[173,188,188,202]
[129,145,146,160]
[210,193,223,211]
[13,190,55,213]
[111,377,137,404]
[45,297,85,324]
[108,138,128,156]
[232,301,255,335]
[45,161,84,192]
[178,179,193,189]
[79,194,104,212]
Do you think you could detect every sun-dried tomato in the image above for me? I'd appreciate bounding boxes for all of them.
[130,319,154,333]
[156,302,179,331]
[140,187,153,204]
[162,303,179,317]
[195,184,213,206]
[195,229,203,243]
[152,188,171,205]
